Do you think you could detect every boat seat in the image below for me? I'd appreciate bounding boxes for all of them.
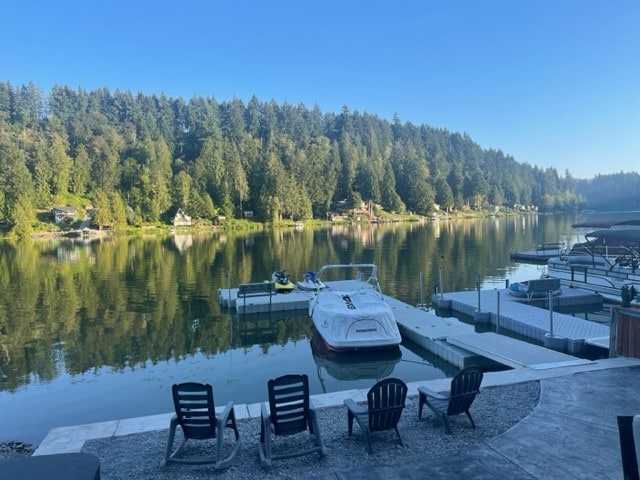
[237,282,275,308]
[525,278,561,301]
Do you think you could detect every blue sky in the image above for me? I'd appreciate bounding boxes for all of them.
[1,0,638,179]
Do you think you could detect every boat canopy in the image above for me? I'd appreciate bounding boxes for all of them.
[584,229,640,244]
[572,219,640,229]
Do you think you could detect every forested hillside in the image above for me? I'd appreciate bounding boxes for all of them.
[0,82,583,236]
[576,173,640,211]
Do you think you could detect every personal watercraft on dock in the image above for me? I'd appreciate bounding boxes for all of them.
[271,270,295,293]
[296,271,326,291]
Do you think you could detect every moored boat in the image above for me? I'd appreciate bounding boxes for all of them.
[508,279,562,299]
[510,242,568,264]
[308,264,402,351]
[545,220,640,304]
[567,220,640,258]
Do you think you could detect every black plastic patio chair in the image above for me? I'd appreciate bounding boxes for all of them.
[617,415,639,480]
[344,377,408,453]
[259,374,327,466]
[164,382,241,469]
[418,365,483,434]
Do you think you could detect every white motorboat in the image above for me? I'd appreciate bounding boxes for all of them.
[296,271,326,291]
[308,264,402,351]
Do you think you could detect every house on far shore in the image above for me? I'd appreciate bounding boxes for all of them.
[52,206,78,224]
[172,208,192,227]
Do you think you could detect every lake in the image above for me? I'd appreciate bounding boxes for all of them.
[1,211,635,445]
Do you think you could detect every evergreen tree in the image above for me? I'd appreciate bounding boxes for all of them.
[70,145,91,196]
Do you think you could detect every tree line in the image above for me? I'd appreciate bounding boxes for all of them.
[576,173,640,211]
[0,81,584,237]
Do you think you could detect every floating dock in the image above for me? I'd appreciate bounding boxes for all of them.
[432,287,609,354]
[446,333,591,369]
[218,280,608,370]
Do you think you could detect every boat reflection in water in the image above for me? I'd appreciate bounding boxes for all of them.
[310,331,402,392]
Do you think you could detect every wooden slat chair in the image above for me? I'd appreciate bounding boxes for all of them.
[418,365,483,434]
[164,382,241,469]
[344,377,408,453]
[259,374,327,466]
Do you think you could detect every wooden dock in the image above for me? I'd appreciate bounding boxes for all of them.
[218,287,312,314]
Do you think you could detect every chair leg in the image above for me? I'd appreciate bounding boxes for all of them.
[227,410,240,439]
[164,418,177,464]
[418,393,425,420]
[394,426,405,448]
[347,410,354,436]
[309,409,327,457]
[164,417,188,464]
[214,422,242,470]
[363,429,372,454]
[466,410,476,429]
[258,416,273,467]
[441,414,452,434]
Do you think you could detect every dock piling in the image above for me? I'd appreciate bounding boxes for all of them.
[473,276,491,324]
[543,289,568,352]
[496,289,500,334]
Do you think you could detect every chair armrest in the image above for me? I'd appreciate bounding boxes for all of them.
[344,398,367,415]
[169,414,179,428]
[218,401,235,426]
[417,386,449,401]
[261,401,271,421]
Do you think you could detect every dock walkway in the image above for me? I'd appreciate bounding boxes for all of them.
[385,295,594,369]
[434,287,609,353]
[446,332,592,368]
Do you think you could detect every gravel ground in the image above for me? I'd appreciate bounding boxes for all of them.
[79,381,539,480]
[0,441,34,459]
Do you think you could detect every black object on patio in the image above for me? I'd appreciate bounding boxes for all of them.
[617,415,640,480]
[164,382,241,469]
[344,377,408,453]
[0,452,100,480]
[418,365,484,434]
[259,373,327,466]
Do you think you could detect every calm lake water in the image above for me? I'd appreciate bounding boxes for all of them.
[1,211,637,445]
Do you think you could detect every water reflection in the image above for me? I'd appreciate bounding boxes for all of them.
[1,214,613,444]
[310,332,401,391]
[1,215,591,395]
